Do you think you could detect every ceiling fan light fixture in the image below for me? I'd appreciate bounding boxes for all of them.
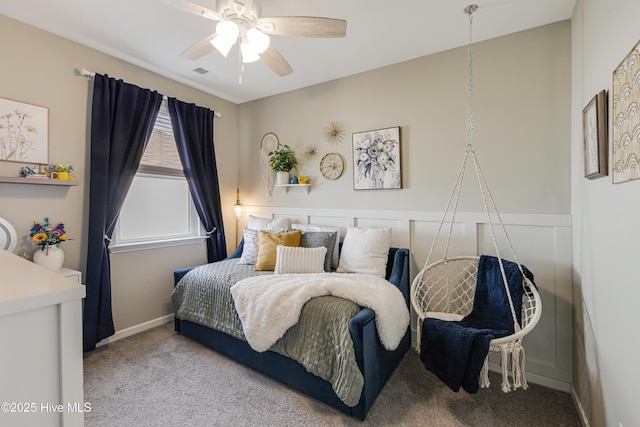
[240,40,260,63]
[247,27,270,53]
[211,20,239,57]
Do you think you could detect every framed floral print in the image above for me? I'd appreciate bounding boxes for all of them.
[352,126,402,190]
[0,96,48,164]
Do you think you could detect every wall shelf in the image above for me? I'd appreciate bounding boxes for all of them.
[0,176,78,186]
[274,184,311,194]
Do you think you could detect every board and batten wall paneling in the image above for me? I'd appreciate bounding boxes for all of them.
[241,205,572,391]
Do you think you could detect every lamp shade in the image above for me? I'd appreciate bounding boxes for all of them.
[234,188,242,217]
[211,20,239,57]
[247,28,270,54]
[241,40,260,63]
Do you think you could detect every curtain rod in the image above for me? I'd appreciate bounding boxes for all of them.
[76,67,222,118]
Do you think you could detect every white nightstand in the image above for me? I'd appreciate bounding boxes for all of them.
[58,267,82,283]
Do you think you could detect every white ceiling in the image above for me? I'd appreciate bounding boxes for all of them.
[0,0,575,104]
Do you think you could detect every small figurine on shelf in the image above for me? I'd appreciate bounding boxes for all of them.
[289,175,298,184]
[20,165,49,179]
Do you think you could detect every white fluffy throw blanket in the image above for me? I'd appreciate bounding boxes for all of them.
[231,273,410,353]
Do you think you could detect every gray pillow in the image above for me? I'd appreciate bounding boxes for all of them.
[300,231,338,272]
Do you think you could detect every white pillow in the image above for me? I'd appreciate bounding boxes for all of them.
[337,226,391,278]
[238,228,259,265]
[291,223,341,270]
[249,215,291,232]
[274,245,327,274]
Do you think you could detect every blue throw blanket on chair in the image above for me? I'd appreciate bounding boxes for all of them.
[419,255,534,393]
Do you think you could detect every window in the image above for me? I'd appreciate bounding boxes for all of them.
[110,101,204,253]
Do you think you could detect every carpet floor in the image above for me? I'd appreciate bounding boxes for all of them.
[84,323,582,426]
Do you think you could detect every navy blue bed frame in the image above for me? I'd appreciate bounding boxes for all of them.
[173,247,411,420]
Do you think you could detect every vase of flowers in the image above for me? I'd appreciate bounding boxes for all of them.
[30,217,67,270]
[268,145,297,185]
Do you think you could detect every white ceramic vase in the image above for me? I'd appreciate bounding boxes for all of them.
[275,171,290,185]
[33,245,65,270]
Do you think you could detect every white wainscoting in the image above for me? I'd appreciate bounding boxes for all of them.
[239,205,573,390]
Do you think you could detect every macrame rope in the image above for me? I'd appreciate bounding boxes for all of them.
[418,4,528,330]
[471,151,520,330]
[413,7,540,392]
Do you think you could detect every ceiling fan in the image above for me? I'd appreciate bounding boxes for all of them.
[157,0,347,77]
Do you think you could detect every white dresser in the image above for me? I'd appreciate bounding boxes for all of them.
[0,250,86,427]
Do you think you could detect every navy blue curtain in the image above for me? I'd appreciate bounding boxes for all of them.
[84,74,163,352]
[168,98,227,262]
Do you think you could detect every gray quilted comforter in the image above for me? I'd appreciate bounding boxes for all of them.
[171,259,364,406]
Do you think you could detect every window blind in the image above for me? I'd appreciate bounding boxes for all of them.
[140,102,183,175]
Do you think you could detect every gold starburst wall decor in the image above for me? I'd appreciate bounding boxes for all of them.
[304,144,319,160]
[323,120,345,145]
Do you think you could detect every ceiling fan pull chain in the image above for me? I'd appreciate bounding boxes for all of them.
[239,45,243,84]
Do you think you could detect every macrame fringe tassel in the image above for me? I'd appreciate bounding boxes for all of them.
[500,346,512,392]
[497,342,528,393]
[418,318,530,393]
[479,358,490,388]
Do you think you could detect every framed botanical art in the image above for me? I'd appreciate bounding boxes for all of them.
[582,90,608,179]
[612,39,640,184]
[352,126,402,190]
[0,97,48,164]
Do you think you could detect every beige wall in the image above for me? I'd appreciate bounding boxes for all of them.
[571,1,640,426]
[236,21,573,390]
[238,22,571,216]
[0,15,239,331]
[0,14,574,364]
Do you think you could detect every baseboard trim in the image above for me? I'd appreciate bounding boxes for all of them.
[96,314,174,347]
[485,361,571,392]
[570,386,590,427]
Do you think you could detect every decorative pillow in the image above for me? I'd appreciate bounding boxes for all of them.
[249,215,291,232]
[337,226,391,278]
[237,228,259,265]
[274,245,327,274]
[300,231,337,272]
[254,229,302,271]
[292,223,341,270]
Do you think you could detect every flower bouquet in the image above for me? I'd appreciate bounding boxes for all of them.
[30,217,67,252]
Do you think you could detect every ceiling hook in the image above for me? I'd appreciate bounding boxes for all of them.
[464,4,478,15]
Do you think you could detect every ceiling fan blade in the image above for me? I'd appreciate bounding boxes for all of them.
[180,33,217,60]
[260,45,293,77]
[257,17,347,38]
[155,0,222,21]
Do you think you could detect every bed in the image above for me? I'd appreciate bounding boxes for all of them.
[172,225,411,420]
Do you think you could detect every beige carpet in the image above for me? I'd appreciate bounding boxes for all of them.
[84,323,581,426]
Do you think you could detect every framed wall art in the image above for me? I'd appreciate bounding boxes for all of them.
[611,39,640,184]
[582,90,608,179]
[352,126,402,190]
[0,97,48,164]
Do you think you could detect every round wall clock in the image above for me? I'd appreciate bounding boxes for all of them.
[319,152,345,180]
[261,132,279,154]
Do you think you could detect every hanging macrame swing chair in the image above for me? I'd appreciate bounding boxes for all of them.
[410,5,542,394]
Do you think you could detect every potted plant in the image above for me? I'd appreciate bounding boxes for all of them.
[268,144,298,185]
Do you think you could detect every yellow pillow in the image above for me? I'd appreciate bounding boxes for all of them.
[254,230,302,271]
